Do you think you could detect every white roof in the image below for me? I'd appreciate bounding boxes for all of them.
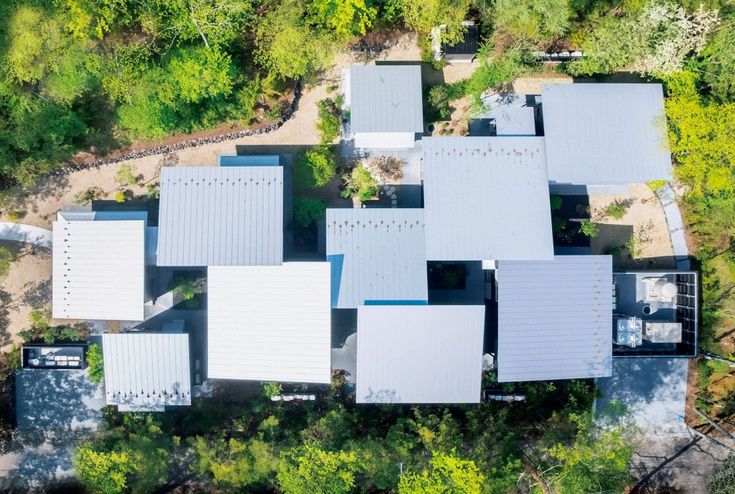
[497,255,613,382]
[326,208,428,308]
[349,65,423,133]
[542,83,673,184]
[52,220,145,321]
[422,136,554,261]
[356,305,485,404]
[102,333,191,411]
[157,166,283,266]
[207,263,331,383]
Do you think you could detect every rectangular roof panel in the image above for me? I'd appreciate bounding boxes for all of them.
[326,208,428,308]
[349,65,423,133]
[542,83,673,184]
[102,333,191,410]
[207,263,331,383]
[157,166,283,266]
[52,220,144,321]
[423,136,553,261]
[357,305,485,404]
[497,255,613,382]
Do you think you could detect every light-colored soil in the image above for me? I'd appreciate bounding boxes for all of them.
[0,34,428,348]
[512,73,573,94]
[0,242,51,352]
[589,184,676,269]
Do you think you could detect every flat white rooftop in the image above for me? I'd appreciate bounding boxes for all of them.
[542,83,673,184]
[497,255,613,382]
[102,333,191,411]
[422,136,554,261]
[356,305,485,404]
[326,208,428,308]
[52,220,145,321]
[207,263,332,383]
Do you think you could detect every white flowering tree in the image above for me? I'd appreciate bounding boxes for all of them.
[632,2,719,76]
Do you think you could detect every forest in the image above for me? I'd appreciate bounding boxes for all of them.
[0,0,734,492]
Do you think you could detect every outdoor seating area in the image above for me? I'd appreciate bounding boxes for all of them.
[22,345,86,370]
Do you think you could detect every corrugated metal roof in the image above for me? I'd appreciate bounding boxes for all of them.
[356,305,485,403]
[422,136,554,261]
[542,83,673,184]
[207,263,332,383]
[52,220,145,321]
[350,65,423,133]
[102,333,191,410]
[157,166,283,266]
[496,255,613,382]
[326,208,428,308]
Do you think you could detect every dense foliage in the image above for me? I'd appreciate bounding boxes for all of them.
[72,377,627,493]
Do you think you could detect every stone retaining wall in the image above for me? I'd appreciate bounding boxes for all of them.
[49,81,303,177]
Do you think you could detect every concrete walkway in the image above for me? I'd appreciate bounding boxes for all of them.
[0,222,52,248]
[655,185,690,270]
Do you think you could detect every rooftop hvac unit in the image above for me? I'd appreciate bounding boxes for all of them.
[615,316,642,348]
[643,277,677,303]
[643,322,682,343]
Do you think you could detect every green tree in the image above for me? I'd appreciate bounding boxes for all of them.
[115,164,138,187]
[256,1,335,80]
[666,71,735,197]
[74,444,136,494]
[547,413,634,494]
[578,219,599,238]
[277,444,360,494]
[309,0,378,39]
[569,2,718,77]
[294,197,327,227]
[87,343,104,383]
[701,20,735,102]
[295,147,337,189]
[54,0,128,39]
[317,98,342,144]
[137,0,252,48]
[493,0,572,41]
[708,456,735,494]
[341,165,378,201]
[398,451,484,494]
[163,47,235,104]
[5,5,63,83]
[399,0,471,45]
[191,436,278,489]
[101,42,152,104]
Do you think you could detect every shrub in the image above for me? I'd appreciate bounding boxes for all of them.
[427,85,453,121]
[74,186,104,205]
[646,180,667,192]
[341,165,378,201]
[578,220,599,238]
[115,164,138,186]
[294,197,326,227]
[6,210,25,222]
[0,247,13,278]
[87,343,104,383]
[113,190,126,203]
[262,381,282,398]
[550,195,563,211]
[295,146,337,189]
[146,183,160,200]
[604,199,631,220]
[625,233,644,259]
[317,98,341,144]
[364,156,403,183]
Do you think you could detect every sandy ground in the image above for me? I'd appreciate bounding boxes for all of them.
[589,184,676,269]
[0,242,51,352]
